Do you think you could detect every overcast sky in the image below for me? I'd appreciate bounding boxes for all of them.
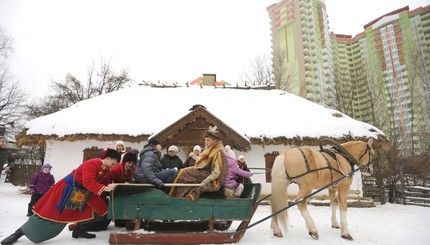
[0,0,428,100]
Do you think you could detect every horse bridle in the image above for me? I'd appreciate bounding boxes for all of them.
[357,144,374,172]
[331,142,373,172]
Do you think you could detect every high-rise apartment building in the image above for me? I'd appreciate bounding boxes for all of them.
[267,0,334,106]
[362,6,430,155]
[267,1,430,155]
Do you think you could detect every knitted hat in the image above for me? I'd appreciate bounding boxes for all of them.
[0,136,7,141]
[193,145,201,152]
[148,138,161,146]
[223,145,236,159]
[115,141,125,149]
[130,148,139,155]
[238,155,245,160]
[204,126,220,140]
[41,163,53,169]
[168,145,179,153]
[122,152,137,164]
[106,141,114,149]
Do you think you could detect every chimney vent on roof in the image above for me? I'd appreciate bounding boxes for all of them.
[202,74,216,86]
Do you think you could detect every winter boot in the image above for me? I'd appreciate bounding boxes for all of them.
[1,228,24,245]
[72,228,96,239]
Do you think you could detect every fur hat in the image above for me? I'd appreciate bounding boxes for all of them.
[122,152,137,164]
[147,138,161,146]
[204,126,220,140]
[193,145,201,152]
[102,149,122,162]
[238,155,245,161]
[41,163,53,169]
[223,145,236,159]
[168,145,179,153]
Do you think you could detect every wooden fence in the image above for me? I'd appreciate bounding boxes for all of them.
[362,175,430,207]
[400,186,430,207]
[5,154,43,187]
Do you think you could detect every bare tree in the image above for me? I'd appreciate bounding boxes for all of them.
[272,50,298,92]
[25,56,132,119]
[240,50,299,92]
[407,43,430,154]
[333,66,354,116]
[24,95,69,120]
[0,26,26,136]
[240,54,272,86]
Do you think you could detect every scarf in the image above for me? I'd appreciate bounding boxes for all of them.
[195,141,224,168]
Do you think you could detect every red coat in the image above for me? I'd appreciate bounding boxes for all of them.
[33,158,110,223]
[103,162,136,183]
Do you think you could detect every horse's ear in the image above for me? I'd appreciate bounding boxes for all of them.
[367,138,374,147]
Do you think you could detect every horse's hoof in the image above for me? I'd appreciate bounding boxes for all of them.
[309,231,319,240]
[332,225,340,229]
[341,234,353,240]
[273,232,283,238]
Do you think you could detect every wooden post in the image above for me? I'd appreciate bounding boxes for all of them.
[264,151,279,183]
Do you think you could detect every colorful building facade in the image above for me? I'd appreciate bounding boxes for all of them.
[267,1,429,155]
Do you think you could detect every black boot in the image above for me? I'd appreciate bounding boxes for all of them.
[72,228,96,239]
[1,228,24,245]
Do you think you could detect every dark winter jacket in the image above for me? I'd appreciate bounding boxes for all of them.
[29,171,55,194]
[160,154,183,169]
[237,160,252,185]
[133,146,164,187]
[183,153,199,167]
[0,147,15,168]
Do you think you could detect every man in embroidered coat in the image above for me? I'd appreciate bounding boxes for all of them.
[68,151,138,232]
[1,149,121,245]
[169,126,228,201]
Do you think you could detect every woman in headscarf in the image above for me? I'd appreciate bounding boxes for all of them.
[169,126,228,201]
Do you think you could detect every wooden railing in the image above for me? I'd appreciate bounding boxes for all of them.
[400,186,430,207]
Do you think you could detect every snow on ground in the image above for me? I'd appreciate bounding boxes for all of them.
[0,178,429,245]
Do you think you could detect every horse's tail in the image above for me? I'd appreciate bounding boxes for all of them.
[270,154,289,234]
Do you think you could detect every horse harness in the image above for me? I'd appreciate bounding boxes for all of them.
[285,147,356,186]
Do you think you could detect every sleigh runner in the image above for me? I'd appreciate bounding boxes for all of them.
[107,183,262,244]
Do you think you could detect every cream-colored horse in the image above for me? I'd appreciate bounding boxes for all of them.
[271,139,374,240]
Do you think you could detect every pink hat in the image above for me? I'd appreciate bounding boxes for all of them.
[223,145,236,159]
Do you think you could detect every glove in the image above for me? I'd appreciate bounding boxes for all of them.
[156,181,164,189]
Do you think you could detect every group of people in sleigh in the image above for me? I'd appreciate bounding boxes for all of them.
[1,126,252,245]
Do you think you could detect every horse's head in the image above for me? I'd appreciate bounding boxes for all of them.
[357,138,375,176]
[341,138,375,176]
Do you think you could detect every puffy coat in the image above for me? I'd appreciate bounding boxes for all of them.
[160,154,183,169]
[223,155,253,189]
[29,171,55,194]
[133,146,164,187]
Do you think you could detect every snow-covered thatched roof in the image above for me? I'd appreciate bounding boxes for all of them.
[17,85,388,148]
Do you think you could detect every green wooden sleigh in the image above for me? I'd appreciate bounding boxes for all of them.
[107,183,262,244]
